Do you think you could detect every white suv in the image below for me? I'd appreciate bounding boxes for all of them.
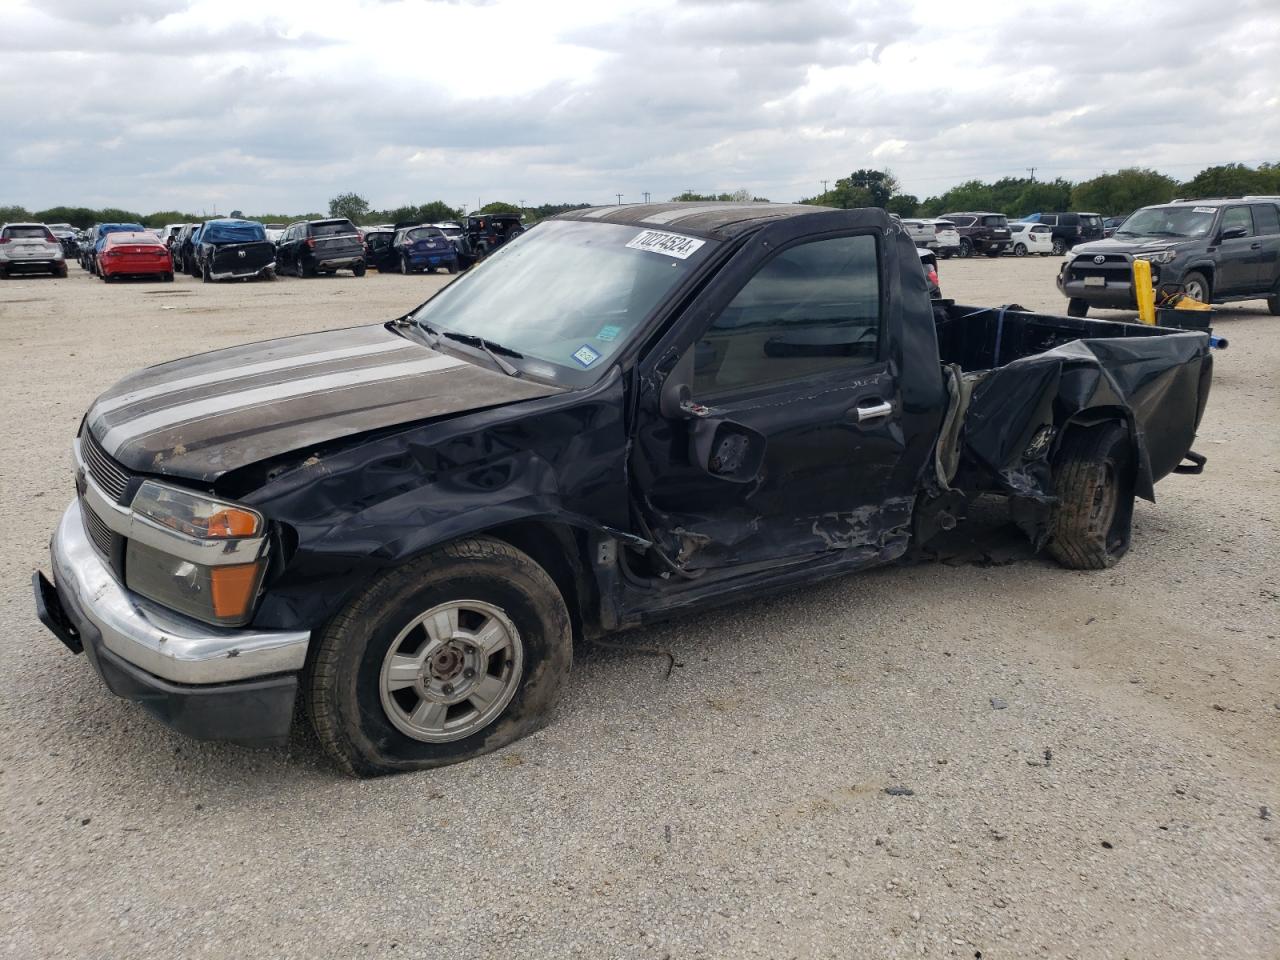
[0,223,67,278]
[928,219,962,258]
[1008,222,1054,256]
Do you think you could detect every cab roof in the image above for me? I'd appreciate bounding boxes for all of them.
[550,201,839,240]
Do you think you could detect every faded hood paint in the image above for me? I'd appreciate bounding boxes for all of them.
[85,324,563,481]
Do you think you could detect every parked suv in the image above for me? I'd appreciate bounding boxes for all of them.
[897,218,935,246]
[1019,212,1105,255]
[276,218,366,277]
[938,211,1011,257]
[928,219,961,257]
[0,223,67,278]
[462,213,523,266]
[1057,198,1280,316]
[393,225,460,274]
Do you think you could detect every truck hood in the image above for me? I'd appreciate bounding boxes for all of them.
[1070,236,1188,257]
[85,324,562,482]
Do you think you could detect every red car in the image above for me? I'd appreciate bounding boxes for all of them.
[99,231,174,282]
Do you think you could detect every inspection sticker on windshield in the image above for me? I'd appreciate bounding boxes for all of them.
[572,344,601,367]
[626,230,706,259]
[596,325,622,342]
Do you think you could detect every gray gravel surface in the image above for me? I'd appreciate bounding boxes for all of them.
[2,257,1277,959]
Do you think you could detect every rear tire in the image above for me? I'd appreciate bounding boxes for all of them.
[202,261,212,283]
[306,536,573,777]
[55,263,68,278]
[163,271,174,282]
[447,261,458,274]
[958,238,972,258]
[1067,298,1089,318]
[1014,243,1027,257]
[352,263,366,277]
[1047,423,1134,570]
[1052,238,1067,255]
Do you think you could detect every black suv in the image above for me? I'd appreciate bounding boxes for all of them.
[462,213,523,265]
[276,218,366,277]
[1020,212,1104,255]
[938,211,1011,257]
[1057,198,1280,316]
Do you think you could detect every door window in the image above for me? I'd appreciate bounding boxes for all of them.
[1251,203,1280,235]
[1040,215,1057,226]
[1221,206,1254,236]
[692,235,881,395]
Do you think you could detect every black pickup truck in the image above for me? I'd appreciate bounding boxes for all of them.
[34,203,1213,776]
[192,219,277,283]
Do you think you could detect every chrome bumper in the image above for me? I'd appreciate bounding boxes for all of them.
[50,499,310,685]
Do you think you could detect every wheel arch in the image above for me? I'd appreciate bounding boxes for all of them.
[1054,406,1152,501]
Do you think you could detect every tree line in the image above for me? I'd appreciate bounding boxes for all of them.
[800,163,1280,219]
[5,163,1275,230]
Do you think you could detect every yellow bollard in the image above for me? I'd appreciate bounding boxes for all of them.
[1132,258,1156,325]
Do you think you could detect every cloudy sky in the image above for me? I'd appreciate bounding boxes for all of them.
[3,0,1278,214]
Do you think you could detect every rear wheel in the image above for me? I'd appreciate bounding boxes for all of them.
[1052,238,1067,256]
[958,238,972,258]
[1067,298,1089,317]
[306,536,573,777]
[55,262,68,278]
[1047,423,1134,570]
[1181,271,1210,304]
[1014,243,1028,257]
[447,260,458,274]
[352,262,366,277]
[163,271,174,283]
[202,261,212,283]
[400,254,412,275]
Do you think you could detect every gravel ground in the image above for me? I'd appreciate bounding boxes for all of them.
[1,256,1277,959]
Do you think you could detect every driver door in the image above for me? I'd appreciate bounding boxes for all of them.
[629,219,918,572]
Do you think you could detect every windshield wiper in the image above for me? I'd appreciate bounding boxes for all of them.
[441,331,523,377]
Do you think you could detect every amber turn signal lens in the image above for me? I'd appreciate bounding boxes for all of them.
[205,508,260,538]
[209,562,263,619]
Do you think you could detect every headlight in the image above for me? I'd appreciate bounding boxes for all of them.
[132,481,262,538]
[1135,248,1178,265]
[126,481,267,626]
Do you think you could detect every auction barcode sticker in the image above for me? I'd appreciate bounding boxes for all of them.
[626,230,706,259]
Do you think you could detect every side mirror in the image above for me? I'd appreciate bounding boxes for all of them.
[658,348,695,418]
[690,418,767,484]
[1219,226,1248,241]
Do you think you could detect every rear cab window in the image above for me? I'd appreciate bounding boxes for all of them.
[981,215,1008,228]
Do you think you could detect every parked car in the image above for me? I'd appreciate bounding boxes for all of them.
[461,213,523,266]
[160,223,185,251]
[35,203,1214,775]
[86,222,147,275]
[276,218,366,277]
[172,223,202,275]
[898,218,935,246]
[46,223,80,259]
[938,212,1011,257]
[1102,216,1127,238]
[393,225,460,274]
[98,231,174,283]
[363,228,398,272]
[264,224,286,244]
[1008,222,1054,257]
[927,219,961,257]
[1058,198,1280,316]
[1018,212,1105,255]
[0,223,67,278]
[192,219,276,283]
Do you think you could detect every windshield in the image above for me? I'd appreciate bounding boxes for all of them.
[1116,206,1215,239]
[412,219,718,382]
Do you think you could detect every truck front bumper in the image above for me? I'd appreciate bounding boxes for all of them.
[33,500,309,745]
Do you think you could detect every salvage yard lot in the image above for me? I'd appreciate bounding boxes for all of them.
[2,258,1277,958]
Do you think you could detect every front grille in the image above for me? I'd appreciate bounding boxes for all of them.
[81,498,118,558]
[81,430,130,503]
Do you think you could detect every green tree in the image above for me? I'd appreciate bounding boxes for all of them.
[479,201,521,215]
[328,191,370,224]
[885,194,919,217]
[1009,180,1073,217]
[1179,162,1280,199]
[32,206,97,229]
[1070,168,1177,217]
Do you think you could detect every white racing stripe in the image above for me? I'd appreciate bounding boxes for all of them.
[101,355,466,456]
[92,338,414,417]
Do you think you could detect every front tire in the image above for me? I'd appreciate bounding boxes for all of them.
[1067,297,1089,317]
[1268,293,1279,316]
[400,254,412,275]
[306,537,573,777]
[1014,243,1028,257]
[1047,423,1134,570]
[1181,271,1210,304]
[201,261,212,283]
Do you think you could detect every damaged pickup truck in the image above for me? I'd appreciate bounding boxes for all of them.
[33,203,1213,776]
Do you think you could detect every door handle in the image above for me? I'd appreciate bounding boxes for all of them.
[850,400,893,423]
[1251,242,1262,249]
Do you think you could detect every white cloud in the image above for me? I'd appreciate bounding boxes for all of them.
[0,0,1276,212]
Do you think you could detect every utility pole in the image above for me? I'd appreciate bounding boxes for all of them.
[643,191,651,204]
[821,179,829,196]
[1026,167,1037,182]
[616,193,623,205]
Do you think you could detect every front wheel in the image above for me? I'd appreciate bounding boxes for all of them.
[201,261,212,283]
[1067,297,1089,317]
[1014,243,1028,257]
[447,260,458,274]
[400,254,412,275]
[1268,293,1279,316]
[306,537,573,777]
[1047,423,1134,570]
[1181,271,1211,304]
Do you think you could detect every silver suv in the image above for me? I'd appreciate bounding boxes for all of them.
[0,223,67,278]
